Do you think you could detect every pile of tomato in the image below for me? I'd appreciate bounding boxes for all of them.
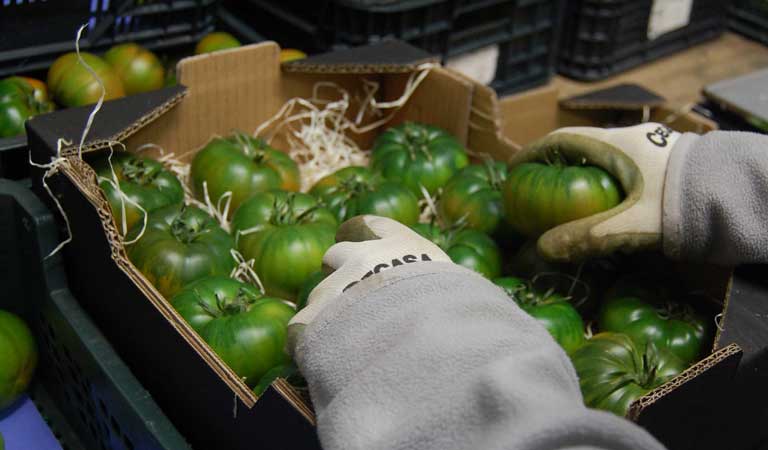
[88,118,715,415]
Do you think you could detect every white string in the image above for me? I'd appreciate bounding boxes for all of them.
[73,24,105,159]
[418,185,441,225]
[199,181,232,232]
[229,249,265,294]
[714,312,724,332]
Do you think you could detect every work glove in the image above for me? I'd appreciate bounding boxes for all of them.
[288,215,451,352]
[510,122,682,262]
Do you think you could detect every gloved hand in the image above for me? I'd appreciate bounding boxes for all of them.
[288,215,451,351]
[509,122,682,262]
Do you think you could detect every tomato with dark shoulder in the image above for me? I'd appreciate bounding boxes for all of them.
[600,275,708,366]
[232,191,337,300]
[439,161,507,234]
[310,166,419,226]
[93,152,184,231]
[0,77,54,138]
[371,122,469,196]
[127,204,236,298]
[104,43,164,95]
[503,161,622,237]
[494,277,585,354]
[0,310,37,411]
[195,32,242,54]
[191,133,299,216]
[570,332,684,416]
[47,52,125,107]
[171,276,294,387]
[412,222,501,279]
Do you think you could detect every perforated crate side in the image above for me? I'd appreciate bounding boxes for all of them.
[0,179,189,450]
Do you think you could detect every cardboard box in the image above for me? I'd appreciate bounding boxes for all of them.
[27,41,742,450]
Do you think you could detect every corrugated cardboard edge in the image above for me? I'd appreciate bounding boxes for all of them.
[713,273,734,351]
[281,61,439,74]
[59,89,188,157]
[626,343,742,421]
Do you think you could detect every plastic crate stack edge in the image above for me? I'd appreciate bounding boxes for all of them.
[0,179,189,450]
[0,0,219,78]
[729,0,768,46]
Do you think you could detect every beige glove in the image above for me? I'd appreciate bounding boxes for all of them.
[509,122,682,262]
[288,215,451,350]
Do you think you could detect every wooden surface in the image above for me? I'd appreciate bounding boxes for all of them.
[552,32,768,106]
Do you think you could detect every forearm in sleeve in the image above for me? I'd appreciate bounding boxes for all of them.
[294,262,665,450]
[664,131,768,265]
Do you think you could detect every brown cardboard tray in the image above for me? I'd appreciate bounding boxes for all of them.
[26,41,741,450]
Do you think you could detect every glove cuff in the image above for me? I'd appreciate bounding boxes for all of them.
[662,132,701,259]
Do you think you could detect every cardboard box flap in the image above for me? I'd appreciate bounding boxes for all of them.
[282,40,440,74]
[716,265,768,355]
[27,86,186,157]
[560,84,667,111]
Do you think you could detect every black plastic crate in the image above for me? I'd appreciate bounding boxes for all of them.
[729,0,768,46]
[0,179,189,450]
[222,0,562,94]
[558,0,726,81]
[0,0,219,78]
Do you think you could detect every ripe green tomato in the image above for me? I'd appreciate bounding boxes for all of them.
[191,134,300,216]
[310,166,419,226]
[570,332,684,417]
[93,152,184,232]
[494,277,585,354]
[439,161,507,234]
[195,32,242,54]
[232,191,337,300]
[47,52,125,107]
[171,276,295,387]
[372,122,469,196]
[0,430,4,450]
[0,77,54,138]
[599,284,708,366]
[296,271,326,311]
[127,204,236,298]
[503,162,622,237]
[0,310,37,411]
[412,223,500,279]
[104,43,164,95]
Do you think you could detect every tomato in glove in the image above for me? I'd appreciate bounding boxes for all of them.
[93,152,184,232]
[0,310,37,411]
[127,204,235,298]
[503,160,622,237]
[47,52,125,107]
[171,276,294,387]
[232,191,337,300]
[104,43,164,95]
[599,277,708,366]
[439,161,507,234]
[191,133,299,216]
[494,277,585,354]
[310,166,419,226]
[0,77,54,138]
[195,32,242,54]
[371,122,469,196]
[412,222,500,279]
[570,332,684,416]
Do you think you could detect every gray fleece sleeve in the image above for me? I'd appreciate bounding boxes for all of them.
[294,262,665,450]
[664,131,768,265]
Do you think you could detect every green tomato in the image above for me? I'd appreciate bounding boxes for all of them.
[232,191,337,300]
[0,77,54,138]
[296,270,326,311]
[439,161,507,234]
[371,122,469,196]
[600,278,708,366]
[503,162,622,237]
[310,166,420,226]
[494,277,585,354]
[170,276,294,387]
[191,133,300,216]
[412,222,500,279]
[93,152,184,232]
[570,332,685,417]
[47,52,125,107]
[0,429,3,450]
[127,204,236,298]
[195,32,242,54]
[104,43,165,95]
[0,310,37,411]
